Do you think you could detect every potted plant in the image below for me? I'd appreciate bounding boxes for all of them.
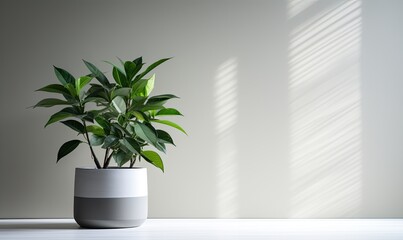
[33,57,186,228]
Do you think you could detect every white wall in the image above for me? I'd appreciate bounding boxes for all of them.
[0,0,402,218]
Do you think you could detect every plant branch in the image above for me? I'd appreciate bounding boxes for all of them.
[129,154,137,168]
[104,151,114,168]
[82,120,101,169]
[103,148,110,168]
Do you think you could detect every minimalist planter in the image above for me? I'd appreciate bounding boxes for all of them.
[74,167,148,228]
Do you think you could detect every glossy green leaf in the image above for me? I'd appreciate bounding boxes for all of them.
[75,76,93,94]
[45,109,77,127]
[131,74,155,97]
[156,108,183,116]
[102,135,119,148]
[34,98,70,108]
[83,96,108,105]
[86,125,105,136]
[112,96,126,114]
[112,87,131,98]
[117,115,125,126]
[124,61,137,82]
[131,111,148,121]
[151,119,187,135]
[157,129,175,145]
[111,123,131,136]
[135,58,171,80]
[112,67,121,86]
[113,150,132,167]
[122,137,141,154]
[95,116,110,133]
[139,104,165,112]
[83,60,110,87]
[85,87,109,103]
[57,140,81,162]
[134,122,157,144]
[112,67,129,87]
[147,94,178,105]
[104,60,124,73]
[36,84,70,96]
[90,134,105,146]
[133,57,143,67]
[54,66,75,86]
[61,120,84,133]
[155,141,166,153]
[141,150,164,172]
[65,83,78,98]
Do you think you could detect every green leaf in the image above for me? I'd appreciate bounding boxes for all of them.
[134,122,158,144]
[122,137,141,154]
[85,84,109,102]
[65,83,78,98]
[45,109,76,127]
[36,84,70,96]
[112,123,131,136]
[112,67,121,85]
[139,104,165,112]
[124,61,137,82]
[157,129,175,145]
[112,87,131,98]
[131,111,149,121]
[133,57,143,67]
[112,66,129,86]
[113,150,132,167]
[86,125,105,136]
[155,141,166,153]
[90,134,105,146]
[83,96,108,105]
[118,115,125,126]
[33,98,70,108]
[75,76,93,94]
[156,108,183,116]
[83,60,110,87]
[95,116,110,133]
[61,120,85,133]
[102,135,119,148]
[104,60,124,73]
[57,140,81,162]
[131,74,155,97]
[147,94,179,105]
[151,119,187,135]
[112,96,126,113]
[54,66,75,86]
[135,58,171,80]
[141,150,164,172]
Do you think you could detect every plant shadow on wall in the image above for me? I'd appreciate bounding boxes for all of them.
[33,57,186,170]
[288,0,362,217]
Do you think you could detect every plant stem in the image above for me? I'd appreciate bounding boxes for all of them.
[104,151,113,168]
[129,155,137,168]
[82,121,101,169]
[103,148,110,168]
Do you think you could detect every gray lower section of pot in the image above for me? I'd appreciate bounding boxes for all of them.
[74,196,147,229]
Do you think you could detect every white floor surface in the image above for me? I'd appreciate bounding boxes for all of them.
[0,219,402,240]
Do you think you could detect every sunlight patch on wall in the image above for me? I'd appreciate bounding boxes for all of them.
[288,0,319,19]
[288,0,362,217]
[214,58,239,218]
